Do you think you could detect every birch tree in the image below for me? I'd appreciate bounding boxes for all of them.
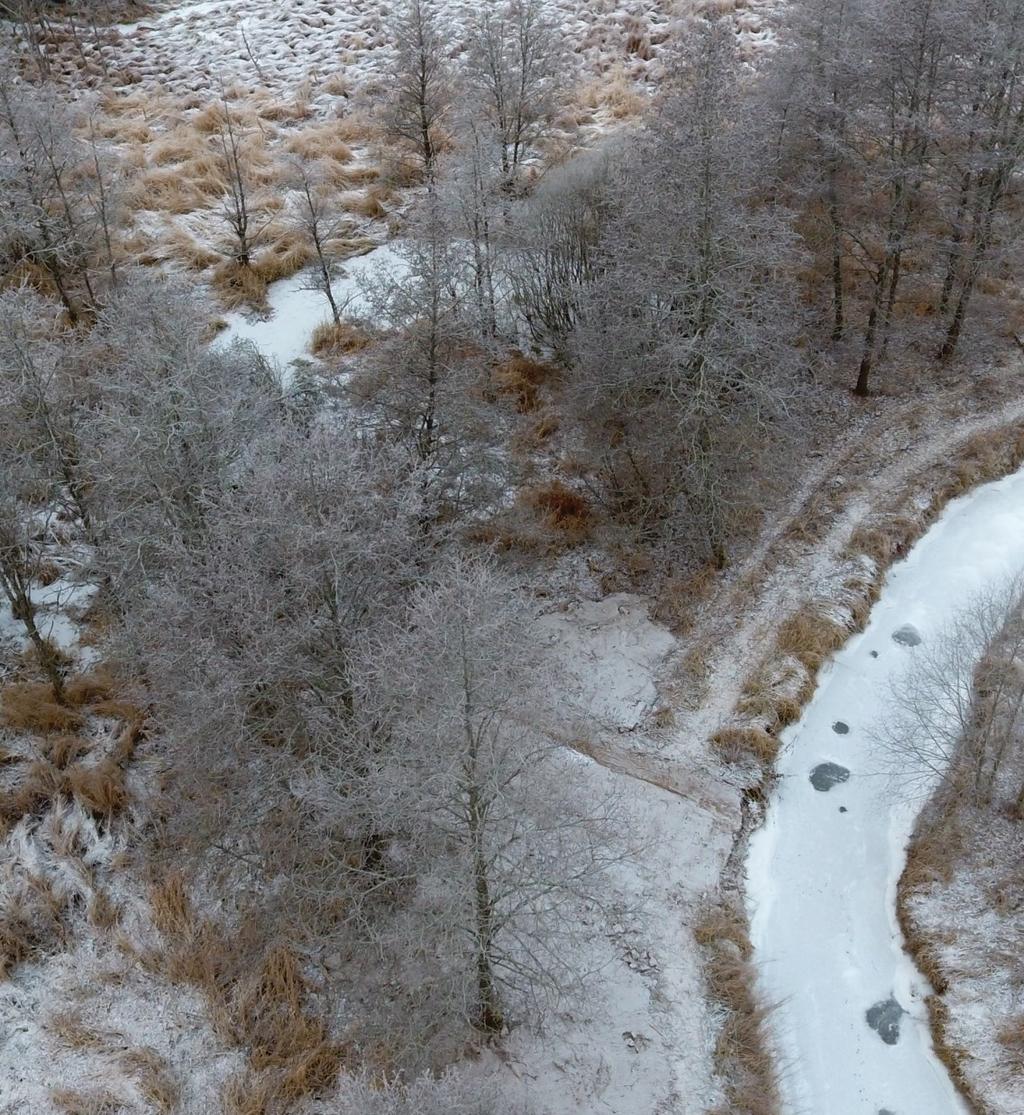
[348,557,619,1034]
[574,23,806,567]
[465,0,565,178]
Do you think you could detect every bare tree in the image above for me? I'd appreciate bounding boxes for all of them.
[0,288,94,535]
[385,0,453,176]
[465,0,565,178]
[882,575,1024,806]
[214,93,270,267]
[0,72,100,321]
[934,0,1024,361]
[507,149,611,356]
[288,158,351,325]
[352,191,498,512]
[0,474,68,700]
[81,273,280,595]
[574,22,807,567]
[347,556,620,1034]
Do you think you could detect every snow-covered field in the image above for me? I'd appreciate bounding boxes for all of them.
[72,0,777,96]
[747,467,1024,1114]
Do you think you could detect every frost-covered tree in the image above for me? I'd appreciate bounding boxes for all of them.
[0,73,102,321]
[883,576,1024,807]
[464,0,565,177]
[288,158,351,325]
[0,288,94,534]
[507,150,611,356]
[351,190,497,512]
[574,23,806,567]
[384,0,453,176]
[81,273,279,593]
[347,557,619,1034]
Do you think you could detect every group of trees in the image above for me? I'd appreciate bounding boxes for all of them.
[4,0,1024,1095]
[0,269,616,1065]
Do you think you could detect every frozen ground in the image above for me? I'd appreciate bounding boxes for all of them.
[746,467,1024,1114]
[0,586,734,1114]
[89,1,778,97]
[218,241,404,376]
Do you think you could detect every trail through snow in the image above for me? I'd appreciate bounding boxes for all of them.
[747,466,1024,1115]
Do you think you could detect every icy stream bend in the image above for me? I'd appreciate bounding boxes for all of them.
[746,467,1024,1115]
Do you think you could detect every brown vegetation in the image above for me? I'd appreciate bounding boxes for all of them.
[145,875,345,1107]
[310,319,372,356]
[494,351,557,413]
[524,480,591,541]
[1,683,83,734]
[694,900,779,1115]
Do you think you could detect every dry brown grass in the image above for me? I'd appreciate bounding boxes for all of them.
[128,163,225,214]
[775,606,848,672]
[149,872,195,940]
[62,673,111,708]
[310,319,371,356]
[121,1047,180,1113]
[211,261,269,312]
[1,683,82,734]
[576,68,647,121]
[48,1009,111,1053]
[50,1087,123,1115]
[250,231,314,286]
[0,877,68,977]
[68,759,127,819]
[710,726,779,766]
[524,480,591,542]
[167,228,222,272]
[221,1073,274,1115]
[147,876,344,1106]
[694,900,779,1115]
[45,734,91,770]
[493,351,556,413]
[285,124,354,164]
[347,193,387,220]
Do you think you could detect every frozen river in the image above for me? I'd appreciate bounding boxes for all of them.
[747,467,1024,1114]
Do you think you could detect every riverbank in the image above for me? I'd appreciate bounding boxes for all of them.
[697,396,1024,1113]
[898,635,1024,1114]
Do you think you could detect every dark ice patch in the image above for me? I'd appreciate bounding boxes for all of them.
[870,650,879,658]
[866,997,905,1045]
[832,720,850,734]
[878,1110,897,1115]
[892,624,922,647]
[810,762,850,791]
[839,806,848,813]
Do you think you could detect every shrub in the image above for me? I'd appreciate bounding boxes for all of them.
[493,351,555,412]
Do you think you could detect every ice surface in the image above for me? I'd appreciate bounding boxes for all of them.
[217,242,405,378]
[747,468,1024,1115]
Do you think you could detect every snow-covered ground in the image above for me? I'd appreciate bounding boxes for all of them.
[506,593,732,1114]
[97,0,777,97]
[746,467,1024,1114]
[217,241,404,376]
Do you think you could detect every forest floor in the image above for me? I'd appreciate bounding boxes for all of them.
[5,1,1024,1112]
